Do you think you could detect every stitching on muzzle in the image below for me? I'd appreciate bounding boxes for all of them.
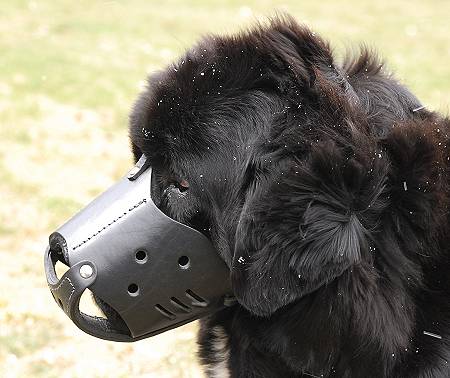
[50,277,75,308]
[72,198,147,251]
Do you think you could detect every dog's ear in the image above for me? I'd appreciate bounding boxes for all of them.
[381,115,450,237]
[231,140,389,317]
[229,23,371,316]
[253,16,355,101]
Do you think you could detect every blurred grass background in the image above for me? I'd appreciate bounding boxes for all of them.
[0,0,448,377]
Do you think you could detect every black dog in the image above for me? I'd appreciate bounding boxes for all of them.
[128,16,450,377]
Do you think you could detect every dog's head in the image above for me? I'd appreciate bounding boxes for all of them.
[129,16,444,317]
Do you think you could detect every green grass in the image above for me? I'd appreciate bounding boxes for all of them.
[0,1,448,377]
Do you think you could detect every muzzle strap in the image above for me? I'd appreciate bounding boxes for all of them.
[45,247,136,341]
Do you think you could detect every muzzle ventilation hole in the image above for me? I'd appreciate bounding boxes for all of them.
[178,255,190,269]
[135,249,148,264]
[127,284,139,297]
[154,304,176,320]
[170,297,192,313]
[185,289,208,307]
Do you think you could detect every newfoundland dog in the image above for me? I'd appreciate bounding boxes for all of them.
[128,15,450,378]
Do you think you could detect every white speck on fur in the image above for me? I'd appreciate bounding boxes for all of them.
[423,331,442,339]
[206,326,230,378]
[412,105,426,112]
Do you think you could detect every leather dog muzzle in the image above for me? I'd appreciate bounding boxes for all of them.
[44,155,233,342]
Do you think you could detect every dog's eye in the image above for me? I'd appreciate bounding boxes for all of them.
[151,169,190,204]
[154,168,189,192]
[165,178,189,194]
[177,179,190,192]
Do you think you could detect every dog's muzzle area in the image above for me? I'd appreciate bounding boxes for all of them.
[44,155,233,342]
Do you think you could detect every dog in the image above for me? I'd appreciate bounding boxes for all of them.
[127,15,450,377]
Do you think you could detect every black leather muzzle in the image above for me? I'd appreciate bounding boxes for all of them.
[44,155,233,342]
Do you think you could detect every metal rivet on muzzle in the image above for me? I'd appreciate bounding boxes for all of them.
[79,264,93,278]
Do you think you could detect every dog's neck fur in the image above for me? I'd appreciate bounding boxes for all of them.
[200,249,450,377]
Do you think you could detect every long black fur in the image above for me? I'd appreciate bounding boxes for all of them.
[129,15,450,377]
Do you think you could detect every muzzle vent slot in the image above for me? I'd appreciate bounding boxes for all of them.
[185,289,208,307]
[170,297,192,313]
[155,304,176,320]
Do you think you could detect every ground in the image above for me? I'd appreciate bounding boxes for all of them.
[0,1,449,377]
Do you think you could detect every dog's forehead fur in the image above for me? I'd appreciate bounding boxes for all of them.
[128,16,336,166]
